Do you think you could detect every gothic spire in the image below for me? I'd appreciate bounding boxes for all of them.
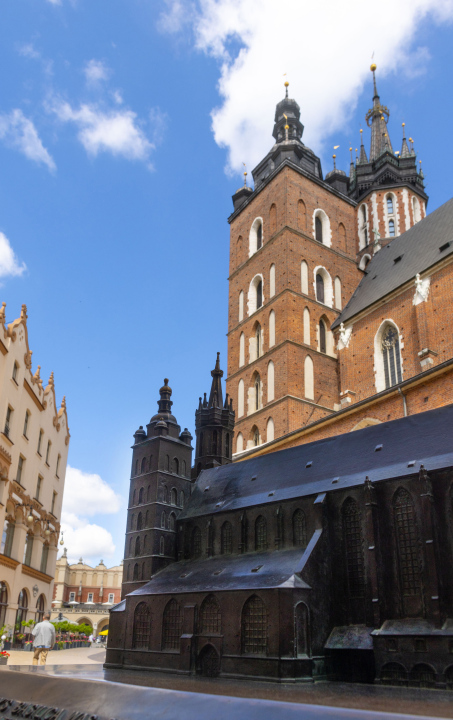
[157,378,173,416]
[358,129,368,164]
[208,352,224,408]
[401,122,410,158]
[366,64,393,161]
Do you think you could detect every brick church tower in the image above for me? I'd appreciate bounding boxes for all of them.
[122,380,193,597]
[226,69,427,454]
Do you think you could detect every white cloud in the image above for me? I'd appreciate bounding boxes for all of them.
[112,90,123,105]
[84,59,110,86]
[50,99,155,162]
[18,43,41,60]
[0,110,56,172]
[60,465,123,564]
[159,0,453,176]
[0,232,26,279]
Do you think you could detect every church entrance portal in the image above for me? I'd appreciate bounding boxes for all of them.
[197,644,220,677]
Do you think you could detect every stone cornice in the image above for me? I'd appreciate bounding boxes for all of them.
[0,554,20,570]
[22,564,53,584]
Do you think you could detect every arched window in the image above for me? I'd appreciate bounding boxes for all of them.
[255,516,267,551]
[212,430,218,455]
[269,264,276,297]
[135,460,139,476]
[381,324,403,388]
[162,599,182,650]
[381,663,408,687]
[256,222,262,249]
[256,280,262,309]
[169,513,176,531]
[133,489,137,506]
[16,589,28,628]
[248,275,264,315]
[236,432,244,453]
[135,536,141,557]
[133,602,151,649]
[171,488,177,505]
[165,455,170,471]
[141,458,146,474]
[160,536,164,555]
[238,291,244,322]
[388,219,395,237]
[239,332,245,367]
[267,361,274,402]
[293,509,307,548]
[133,562,139,581]
[249,218,263,256]
[161,511,166,529]
[334,277,342,310]
[0,582,8,626]
[298,199,306,230]
[303,307,310,345]
[242,595,267,655]
[301,261,308,294]
[238,379,244,417]
[252,427,260,447]
[130,514,135,531]
[342,498,365,599]
[180,490,184,507]
[295,602,309,656]
[386,195,394,214]
[269,310,275,347]
[266,417,274,442]
[304,356,314,400]
[269,204,277,235]
[36,594,45,623]
[319,320,326,353]
[394,488,422,604]
[338,222,347,251]
[412,196,421,223]
[173,458,179,475]
[409,664,436,689]
[182,460,186,476]
[316,273,324,303]
[191,527,202,558]
[200,595,221,634]
[137,512,143,531]
[254,374,261,411]
[138,487,144,504]
[315,215,323,242]
[359,204,368,249]
[163,485,169,503]
[255,324,262,359]
[221,522,233,554]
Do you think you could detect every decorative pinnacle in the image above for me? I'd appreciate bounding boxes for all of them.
[284,80,289,98]
[370,62,378,97]
[332,154,337,170]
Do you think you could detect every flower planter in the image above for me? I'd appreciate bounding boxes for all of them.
[0,657,8,665]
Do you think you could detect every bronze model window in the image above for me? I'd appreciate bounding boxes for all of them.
[162,599,182,650]
[221,521,233,555]
[133,602,151,649]
[241,595,267,655]
[255,515,267,551]
[200,595,221,634]
[292,509,307,549]
[191,526,202,558]
[342,498,365,599]
[394,488,421,597]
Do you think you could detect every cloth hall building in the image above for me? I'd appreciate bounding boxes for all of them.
[107,68,453,688]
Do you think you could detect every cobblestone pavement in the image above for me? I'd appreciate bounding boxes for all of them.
[5,646,106,665]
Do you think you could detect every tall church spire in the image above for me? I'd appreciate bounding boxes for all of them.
[366,64,393,161]
[208,352,223,408]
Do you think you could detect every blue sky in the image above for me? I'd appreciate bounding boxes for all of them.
[1,0,452,565]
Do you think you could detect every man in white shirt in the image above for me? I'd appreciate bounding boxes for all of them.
[32,613,56,666]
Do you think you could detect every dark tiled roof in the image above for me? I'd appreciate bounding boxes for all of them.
[332,198,453,329]
[179,405,453,520]
[129,547,310,596]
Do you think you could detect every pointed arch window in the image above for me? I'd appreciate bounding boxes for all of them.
[388,219,395,237]
[315,216,323,243]
[269,310,275,347]
[256,280,263,309]
[394,488,422,597]
[316,274,324,303]
[138,487,144,504]
[135,536,141,557]
[133,602,151,649]
[171,488,177,505]
[255,324,262,358]
[253,428,259,446]
[137,512,143,531]
[160,536,165,555]
[254,374,261,411]
[293,509,307,548]
[242,595,267,655]
[319,320,326,353]
[161,511,166,528]
[162,599,182,650]
[141,458,146,474]
[221,521,233,554]
[382,325,402,388]
[342,498,365,598]
[200,595,221,634]
[191,526,202,558]
[133,562,139,580]
[386,195,394,214]
[295,602,309,656]
[255,515,267,551]
[256,222,262,250]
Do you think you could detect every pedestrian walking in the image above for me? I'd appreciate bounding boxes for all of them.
[32,613,56,666]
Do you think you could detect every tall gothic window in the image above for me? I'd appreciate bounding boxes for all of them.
[256,324,262,358]
[386,195,394,214]
[200,595,221,634]
[253,428,259,446]
[135,536,141,557]
[225,433,230,458]
[162,599,182,650]
[293,509,307,548]
[191,526,202,558]
[295,602,309,656]
[254,375,261,411]
[133,602,151,649]
[315,216,323,243]
[256,222,262,250]
[388,219,395,237]
[319,320,326,353]
[255,515,267,551]
[394,488,422,598]
[221,521,233,555]
[137,512,143,530]
[316,274,324,303]
[256,280,263,309]
[242,595,267,655]
[342,498,365,599]
[382,325,402,388]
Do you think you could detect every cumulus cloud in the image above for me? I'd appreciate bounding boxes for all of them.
[60,465,122,564]
[50,99,155,162]
[159,0,453,176]
[18,43,41,60]
[0,232,26,280]
[84,59,110,86]
[0,110,56,171]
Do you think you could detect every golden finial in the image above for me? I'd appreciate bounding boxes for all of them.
[284,81,289,87]
[402,122,405,127]
[370,63,377,72]
[283,77,289,98]
[360,128,363,134]
[242,162,247,187]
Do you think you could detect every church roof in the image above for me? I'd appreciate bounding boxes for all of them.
[332,197,453,329]
[128,547,310,596]
[179,404,453,519]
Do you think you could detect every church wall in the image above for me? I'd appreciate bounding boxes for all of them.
[357,186,427,244]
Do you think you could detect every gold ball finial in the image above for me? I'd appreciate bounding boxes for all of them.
[370,63,377,72]
[284,81,289,87]
[360,128,363,134]
[402,122,405,127]
[333,154,336,159]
